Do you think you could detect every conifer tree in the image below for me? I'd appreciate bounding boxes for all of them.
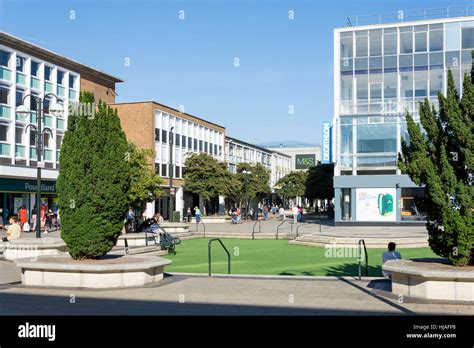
[57,92,131,259]
[399,60,473,266]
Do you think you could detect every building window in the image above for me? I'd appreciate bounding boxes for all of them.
[69,75,76,89]
[383,30,397,55]
[16,89,24,107]
[175,165,180,178]
[188,137,192,150]
[161,130,167,143]
[15,127,24,145]
[56,135,63,150]
[369,29,382,56]
[175,133,180,147]
[214,144,218,155]
[400,31,413,54]
[199,140,203,151]
[193,138,197,151]
[181,135,186,148]
[462,27,474,49]
[161,164,167,177]
[446,23,461,51]
[340,34,353,58]
[16,56,26,73]
[57,70,65,85]
[415,32,427,52]
[0,85,9,104]
[0,50,10,68]
[219,145,222,156]
[44,66,52,82]
[30,129,36,146]
[429,30,443,52]
[155,128,160,142]
[31,61,40,77]
[204,141,208,153]
[155,163,160,174]
[356,34,368,57]
[182,166,186,177]
[0,124,8,142]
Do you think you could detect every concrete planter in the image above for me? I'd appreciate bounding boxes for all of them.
[2,238,67,260]
[14,255,172,288]
[383,258,474,302]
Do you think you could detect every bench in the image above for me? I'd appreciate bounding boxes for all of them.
[155,232,181,255]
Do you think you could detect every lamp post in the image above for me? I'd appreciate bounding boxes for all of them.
[168,126,174,221]
[242,169,251,220]
[16,94,64,238]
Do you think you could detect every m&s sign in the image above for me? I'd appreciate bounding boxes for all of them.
[295,154,315,169]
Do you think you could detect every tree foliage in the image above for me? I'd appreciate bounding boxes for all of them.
[305,163,335,202]
[183,153,230,203]
[276,171,307,200]
[236,162,271,200]
[126,143,164,210]
[398,66,473,266]
[57,92,131,259]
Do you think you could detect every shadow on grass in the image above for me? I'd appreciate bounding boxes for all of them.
[279,263,383,277]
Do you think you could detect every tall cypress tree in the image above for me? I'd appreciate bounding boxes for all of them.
[57,92,131,259]
[399,58,473,266]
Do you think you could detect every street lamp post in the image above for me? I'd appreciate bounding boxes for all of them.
[16,94,64,238]
[242,170,251,220]
[168,126,174,222]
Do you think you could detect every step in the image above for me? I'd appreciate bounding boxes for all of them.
[109,245,168,256]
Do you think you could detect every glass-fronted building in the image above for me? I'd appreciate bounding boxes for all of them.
[333,14,474,224]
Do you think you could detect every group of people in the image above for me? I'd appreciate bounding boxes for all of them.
[0,204,59,235]
[125,208,164,232]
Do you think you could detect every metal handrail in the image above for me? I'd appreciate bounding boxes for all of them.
[276,219,289,240]
[195,219,206,237]
[252,219,261,240]
[294,220,322,238]
[358,239,369,280]
[208,238,230,276]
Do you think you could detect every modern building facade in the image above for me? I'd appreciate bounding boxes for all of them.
[269,150,292,191]
[333,12,474,224]
[113,101,226,220]
[0,32,122,223]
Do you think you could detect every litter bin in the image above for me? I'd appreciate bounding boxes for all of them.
[171,211,181,223]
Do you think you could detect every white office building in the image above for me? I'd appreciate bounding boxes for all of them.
[333,7,474,224]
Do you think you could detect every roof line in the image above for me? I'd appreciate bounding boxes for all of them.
[111,100,226,130]
[0,31,123,83]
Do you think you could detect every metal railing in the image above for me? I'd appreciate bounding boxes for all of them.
[347,5,474,27]
[252,219,261,240]
[208,238,230,276]
[358,239,369,280]
[275,219,289,240]
[195,219,206,237]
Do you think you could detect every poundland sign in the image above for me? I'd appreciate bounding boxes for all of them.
[295,154,316,169]
[322,122,332,164]
[0,178,56,193]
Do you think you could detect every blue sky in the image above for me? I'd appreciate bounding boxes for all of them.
[0,0,471,144]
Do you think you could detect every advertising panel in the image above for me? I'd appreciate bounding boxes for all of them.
[322,122,332,164]
[356,188,397,221]
[295,154,316,169]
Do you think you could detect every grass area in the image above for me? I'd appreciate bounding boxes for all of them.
[163,238,439,277]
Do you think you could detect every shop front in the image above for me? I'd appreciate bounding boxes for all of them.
[334,174,426,225]
[0,178,57,224]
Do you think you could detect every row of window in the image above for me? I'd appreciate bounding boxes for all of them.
[0,124,62,148]
[0,49,77,88]
[0,85,66,119]
[340,68,466,104]
[227,144,271,165]
[154,128,222,156]
[340,22,474,59]
[154,163,185,178]
[341,50,473,76]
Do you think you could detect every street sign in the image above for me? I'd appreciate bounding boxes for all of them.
[170,188,176,195]
[37,161,45,168]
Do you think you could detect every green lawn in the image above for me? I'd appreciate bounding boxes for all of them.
[163,238,439,277]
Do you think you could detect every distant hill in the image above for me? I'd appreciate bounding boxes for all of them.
[257,140,320,148]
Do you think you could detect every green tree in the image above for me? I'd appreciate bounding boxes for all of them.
[183,153,230,210]
[57,92,131,260]
[398,67,473,266]
[236,162,271,200]
[305,163,335,203]
[126,143,163,210]
[276,171,307,200]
